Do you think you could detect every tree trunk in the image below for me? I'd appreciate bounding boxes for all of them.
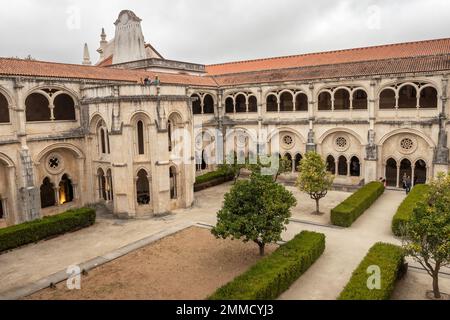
[432,273,441,299]
[256,241,265,256]
[315,199,320,214]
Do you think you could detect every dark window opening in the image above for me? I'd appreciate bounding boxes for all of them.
[170,166,177,199]
[0,200,4,219]
[203,94,214,114]
[294,153,303,172]
[248,96,257,113]
[137,120,145,155]
[40,177,56,209]
[380,89,396,109]
[266,95,278,112]
[420,87,438,109]
[326,155,336,174]
[0,93,10,123]
[385,158,397,187]
[106,169,114,201]
[295,93,308,111]
[136,169,150,205]
[53,94,76,120]
[58,174,74,205]
[353,90,368,110]
[338,156,348,176]
[350,156,361,177]
[318,92,332,110]
[26,93,50,121]
[191,94,202,115]
[235,94,247,113]
[225,97,234,113]
[398,85,417,109]
[98,168,107,201]
[280,92,294,112]
[100,128,106,154]
[334,89,350,110]
[414,160,427,185]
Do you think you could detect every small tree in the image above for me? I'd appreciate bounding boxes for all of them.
[402,173,450,299]
[274,156,292,182]
[212,172,297,256]
[296,152,334,214]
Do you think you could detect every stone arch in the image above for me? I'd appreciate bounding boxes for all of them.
[203,94,215,114]
[34,143,85,164]
[52,93,76,120]
[333,88,351,110]
[295,92,308,111]
[25,92,50,121]
[248,95,258,113]
[136,168,151,205]
[0,89,12,123]
[267,127,306,144]
[279,91,294,112]
[318,90,332,110]
[352,89,368,110]
[378,128,435,148]
[191,93,202,115]
[235,94,247,113]
[318,128,365,145]
[0,152,14,167]
[266,93,278,112]
[379,87,397,109]
[419,85,438,109]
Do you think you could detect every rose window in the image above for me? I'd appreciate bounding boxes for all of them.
[400,138,414,151]
[336,137,348,149]
[283,135,293,146]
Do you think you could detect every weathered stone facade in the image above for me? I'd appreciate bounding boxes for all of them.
[0,10,449,228]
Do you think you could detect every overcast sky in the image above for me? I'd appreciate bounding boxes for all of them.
[1,0,449,65]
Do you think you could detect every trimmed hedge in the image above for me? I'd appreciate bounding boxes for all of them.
[331,182,385,227]
[0,208,96,253]
[194,170,234,192]
[208,231,325,300]
[338,242,405,300]
[392,184,429,236]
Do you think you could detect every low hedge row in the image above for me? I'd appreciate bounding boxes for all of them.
[194,170,234,192]
[208,231,325,300]
[0,208,96,253]
[331,182,385,227]
[392,184,429,236]
[338,242,405,300]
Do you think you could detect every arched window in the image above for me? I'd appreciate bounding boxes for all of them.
[326,155,336,174]
[53,94,76,120]
[353,90,368,110]
[100,128,107,154]
[0,93,10,123]
[280,92,294,112]
[295,93,308,111]
[40,177,55,209]
[170,166,177,200]
[137,120,145,155]
[97,168,107,201]
[248,96,258,113]
[191,94,202,115]
[350,156,361,177]
[338,156,348,176]
[294,153,302,172]
[58,174,74,204]
[235,94,247,113]
[379,89,396,109]
[398,85,417,109]
[400,159,412,182]
[420,87,438,109]
[203,94,214,114]
[26,93,50,121]
[318,92,332,110]
[385,158,397,187]
[414,160,427,185]
[284,153,293,172]
[334,89,350,110]
[136,169,150,205]
[266,95,278,112]
[225,97,234,113]
[106,169,114,201]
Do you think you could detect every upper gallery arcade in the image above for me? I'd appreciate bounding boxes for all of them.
[0,9,449,227]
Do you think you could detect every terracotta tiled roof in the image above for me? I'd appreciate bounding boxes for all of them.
[212,54,450,86]
[0,58,217,86]
[206,38,450,75]
[96,55,113,67]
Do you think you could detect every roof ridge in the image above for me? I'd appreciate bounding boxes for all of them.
[206,37,450,68]
[210,53,450,78]
[0,56,105,69]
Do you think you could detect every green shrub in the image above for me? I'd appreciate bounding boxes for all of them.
[0,207,96,253]
[208,231,325,300]
[392,184,429,236]
[195,170,233,185]
[331,182,385,227]
[338,242,405,300]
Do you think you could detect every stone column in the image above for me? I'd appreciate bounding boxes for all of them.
[347,160,351,177]
[335,159,339,177]
[396,164,401,188]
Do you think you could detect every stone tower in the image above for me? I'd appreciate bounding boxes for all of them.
[112,10,147,64]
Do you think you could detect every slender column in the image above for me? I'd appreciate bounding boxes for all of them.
[347,160,351,177]
[396,164,401,188]
[335,160,339,176]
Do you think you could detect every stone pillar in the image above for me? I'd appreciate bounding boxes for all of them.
[335,159,339,177]
[347,160,351,177]
[396,164,401,188]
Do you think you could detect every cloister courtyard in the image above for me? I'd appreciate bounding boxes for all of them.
[0,182,448,300]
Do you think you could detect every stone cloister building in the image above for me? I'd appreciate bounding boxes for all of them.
[0,10,449,228]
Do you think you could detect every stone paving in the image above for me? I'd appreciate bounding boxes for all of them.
[0,181,448,300]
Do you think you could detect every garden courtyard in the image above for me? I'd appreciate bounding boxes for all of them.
[0,182,449,300]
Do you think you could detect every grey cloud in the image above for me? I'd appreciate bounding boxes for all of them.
[0,0,449,65]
